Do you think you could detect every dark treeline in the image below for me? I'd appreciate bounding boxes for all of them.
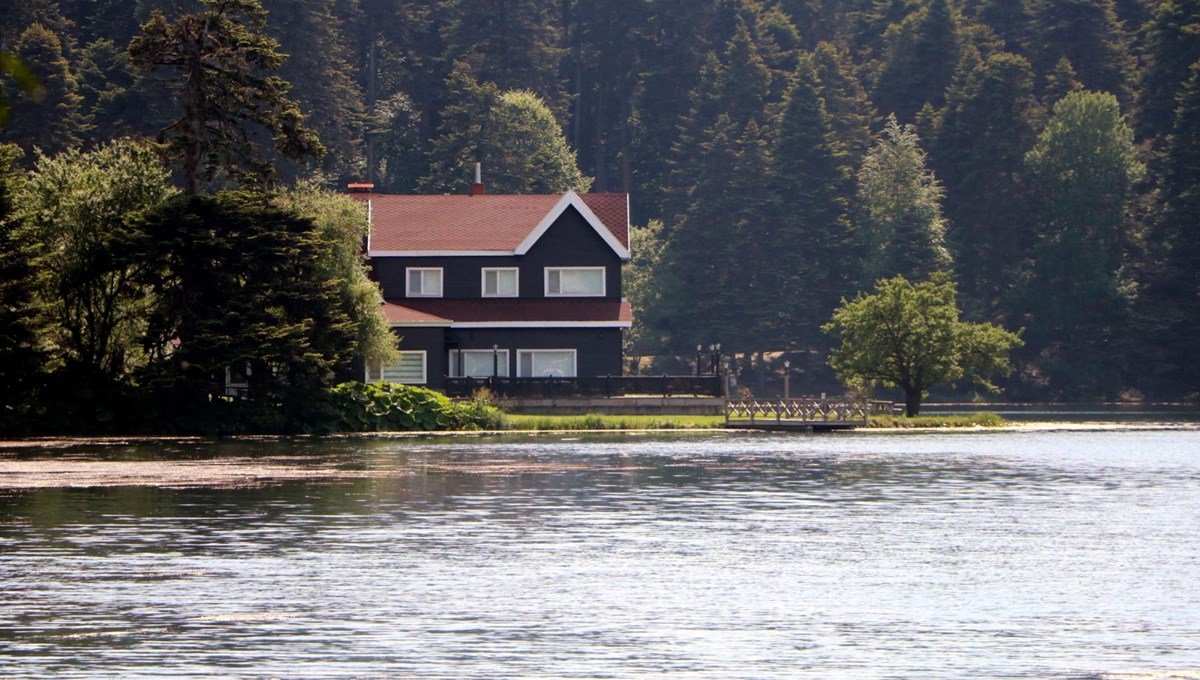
[2,0,1198,404]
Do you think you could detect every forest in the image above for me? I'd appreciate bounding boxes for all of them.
[1,0,1198,417]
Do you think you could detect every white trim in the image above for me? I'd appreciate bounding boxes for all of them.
[515,191,631,260]
[370,250,512,257]
[450,320,631,329]
[545,266,606,297]
[481,267,519,297]
[387,320,453,328]
[405,267,443,297]
[516,348,578,378]
[365,199,372,252]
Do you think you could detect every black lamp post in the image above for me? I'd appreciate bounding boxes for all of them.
[710,343,720,376]
[696,344,703,377]
[783,359,791,400]
[492,344,499,379]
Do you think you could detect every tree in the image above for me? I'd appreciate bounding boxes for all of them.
[622,218,667,371]
[424,68,591,194]
[0,51,44,128]
[823,273,1022,416]
[855,115,953,287]
[127,0,324,194]
[133,192,360,433]
[1014,90,1143,397]
[873,0,961,122]
[1138,0,1200,144]
[769,55,854,349]
[936,52,1043,313]
[1033,0,1132,105]
[0,143,44,434]
[17,139,178,381]
[1,23,88,155]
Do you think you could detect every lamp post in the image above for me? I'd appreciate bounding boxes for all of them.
[492,344,499,379]
[783,359,791,400]
[696,344,703,377]
[710,343,721,376]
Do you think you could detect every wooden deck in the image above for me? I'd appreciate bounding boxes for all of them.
[724,398,901,431]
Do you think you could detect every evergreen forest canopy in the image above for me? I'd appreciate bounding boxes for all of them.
[1,0,1198,407]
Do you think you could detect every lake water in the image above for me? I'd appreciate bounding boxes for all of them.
[2,428,1199,679]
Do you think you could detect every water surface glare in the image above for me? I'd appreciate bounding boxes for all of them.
[2,430,1199,679]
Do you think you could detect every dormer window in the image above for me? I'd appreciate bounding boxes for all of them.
[545,267,605,297]
[406,267,442,297]
[482,267,519,297]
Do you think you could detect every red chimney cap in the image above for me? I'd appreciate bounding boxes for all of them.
[347,182,375,192]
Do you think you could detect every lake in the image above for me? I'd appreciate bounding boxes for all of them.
[2,428,1198,679]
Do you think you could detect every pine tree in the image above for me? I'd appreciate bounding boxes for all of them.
[1033,0,1133,105]
[1137,0,1200,144]
[1042,56,1084,106]
[1,23,88,156]
[975,0,1034,54]
[811,41,876,167]
[128,0,324,194]
[769,56,854,349]
[855,115,953,287]
[937,51,1043,314]
[0,143,43,435]
[872,0,961,122]
[1137,61,1200,397]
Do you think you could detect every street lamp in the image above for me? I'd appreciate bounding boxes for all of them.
[783,359,791,400]
[492,344,499,379]
[710,343,721,376]
[696,344,703,377]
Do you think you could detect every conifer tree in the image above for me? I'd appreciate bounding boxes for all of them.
[1137,0,1200,144]
[976,0,1034,54]
[873,0,961,122]
[1042,56,1085,106]
[1,23,88,156]
[937,51,1043,313]
[1033,0,1132,105]
[855,115,953,287]
[128,0,324,194]
[770,56,854,349]
[0,143,43,434]
[811,41,876,166]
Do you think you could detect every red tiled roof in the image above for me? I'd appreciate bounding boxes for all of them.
[364,192,629,253]
[382,299,632,326]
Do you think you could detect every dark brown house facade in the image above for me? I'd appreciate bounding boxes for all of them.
[357,189,632,390]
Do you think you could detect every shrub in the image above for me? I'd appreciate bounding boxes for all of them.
[330,381,508,432]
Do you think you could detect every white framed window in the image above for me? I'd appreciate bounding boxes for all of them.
[406,268,443,297]
[517,349,577,377]
[482,268,519,297]
[366,351,427,384]
[449,349,510,377]
[224,362,251,396]
[545,267,605,297]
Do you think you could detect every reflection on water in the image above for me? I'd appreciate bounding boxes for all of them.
[2,431,1199,679]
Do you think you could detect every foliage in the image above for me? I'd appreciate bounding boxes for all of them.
[330,381,508,431]
[1,23,86,154]
[128,0,324,194]
[855,115,953,287]
[823,273,1023,416]
[623,219,667,364]
[16,139,178,380]
[274,185,398,367]
[132,192,359,433]
[866,412,1005,428]
[0,50,44,128]
[0,143,43,435]
[505,413,725,430]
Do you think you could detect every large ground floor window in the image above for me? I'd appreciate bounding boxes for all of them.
[448,349,510,378]
[517,349,577,377]
[366,351,427,384]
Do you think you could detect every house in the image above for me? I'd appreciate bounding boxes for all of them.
[353,178,632,391]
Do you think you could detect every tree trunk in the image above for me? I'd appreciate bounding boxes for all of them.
[904,388,922,417]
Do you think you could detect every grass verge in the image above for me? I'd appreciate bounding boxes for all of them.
[505,413,725,430]
[866,412,1005,428]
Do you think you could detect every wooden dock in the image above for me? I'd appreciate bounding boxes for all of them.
[724,398,901,431]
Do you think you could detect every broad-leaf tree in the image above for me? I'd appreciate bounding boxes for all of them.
[823,273,1022,416]
[128,0,324,194]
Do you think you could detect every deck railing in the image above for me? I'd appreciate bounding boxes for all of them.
[725,398,902,425]
[443,375,723,399]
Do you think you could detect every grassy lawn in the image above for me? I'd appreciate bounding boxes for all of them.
[501,412,1005,430]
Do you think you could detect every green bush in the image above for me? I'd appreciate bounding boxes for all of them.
[330,381,508,432]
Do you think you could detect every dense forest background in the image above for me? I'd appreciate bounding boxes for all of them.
[2,0,1198,402]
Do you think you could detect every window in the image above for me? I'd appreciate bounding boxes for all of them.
[449,349,510,377]
[545,267,604,297]
[406,268,442,297]
[517,349,577,377]
[482,268,518,297]
[366,351,427,384]
[224,362,251,396]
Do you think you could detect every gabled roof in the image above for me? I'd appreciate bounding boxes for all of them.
[382,299,633,328]
[364,191,630,260]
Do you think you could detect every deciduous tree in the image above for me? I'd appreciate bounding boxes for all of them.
[823,273,1022,416]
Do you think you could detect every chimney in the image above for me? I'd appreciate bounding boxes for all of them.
[347,182,375,193]
[470,162,485,196]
